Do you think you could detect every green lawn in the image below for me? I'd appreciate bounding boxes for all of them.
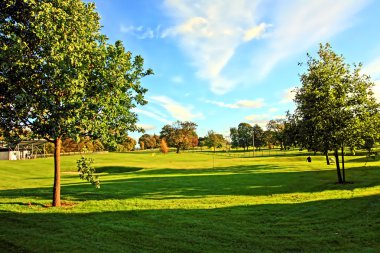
[0,151,379,252]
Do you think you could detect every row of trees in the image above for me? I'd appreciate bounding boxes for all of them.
[229,120,286,151]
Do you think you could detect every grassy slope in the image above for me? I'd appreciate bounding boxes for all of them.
[0,151,379,252]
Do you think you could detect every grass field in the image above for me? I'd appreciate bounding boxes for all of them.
[0,151,379,252]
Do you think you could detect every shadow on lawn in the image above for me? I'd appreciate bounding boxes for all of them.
[0,164,379,202]
[95,166,143,174]
[0,195,379,253]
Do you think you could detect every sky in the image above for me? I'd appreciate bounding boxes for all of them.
[91,0,380,139]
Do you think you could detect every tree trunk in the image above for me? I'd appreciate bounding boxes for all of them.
[176,146,180,153]
[53,137,62,207]
[325,151,330,165]
[334,149,343,184]
[341,145,345,183]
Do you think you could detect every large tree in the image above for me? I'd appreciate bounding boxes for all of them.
[294,43,379,183]
[160,121,198,153]
[204,130,225,152]
[237,123,252,151]
[0,0,152,206]
[266,119,285,150]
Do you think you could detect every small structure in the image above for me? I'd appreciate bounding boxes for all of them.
[0,140,47,160]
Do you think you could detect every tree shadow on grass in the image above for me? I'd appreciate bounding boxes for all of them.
[1,165,379,202]
[0,195,379,253]
[95,166,143,174]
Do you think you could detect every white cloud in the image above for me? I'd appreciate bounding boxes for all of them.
[162,0,269,95]
[245,113,270,129]
[136,124,156,131]
[205,98,265,109]
[162,0,369,94]
[150,95,204,121]
[243,23,270,42]
[363,57,380,79]
[269,108,278,113]
[133,108,171,124]
[363,56,380,102]
[171,75,183,83]
[280,87,296,104]
[255,0,369,78]
[120,24,156,39]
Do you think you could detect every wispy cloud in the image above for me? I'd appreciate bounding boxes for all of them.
[136,123,156,131]
[363,56,380,102]
[162,0,269,95]
[150,95,204,121]
[205,98,265,109]
[133,108,171,124]
[245,113,270,129]
[280,87,296,104]
[245,113,285,129]
[171,75,183,84]
[254,0,369,78]
[120,24,160,39]
[161,0,369,94]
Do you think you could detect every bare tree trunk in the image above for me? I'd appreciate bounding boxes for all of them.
[325,151,330,165]
[341,145,345,183]
[176,146,180,153]
[53,137,61,206]
[334,149,343,184]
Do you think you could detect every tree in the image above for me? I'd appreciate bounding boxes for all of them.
[160,121,198,153]
[0,0,153,206]
[138,134,156,149]
[294,43,379,183]
[252,124,265,150]
[204,130,225,152]
[229,127,239,149]
[266,119,285,149]
[237,123,252,151]
[160,139,169,154]
[117,136,136,152]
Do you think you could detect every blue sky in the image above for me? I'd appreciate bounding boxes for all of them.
[91,0,380,139]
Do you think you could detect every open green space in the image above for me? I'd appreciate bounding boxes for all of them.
[0,151,379,252]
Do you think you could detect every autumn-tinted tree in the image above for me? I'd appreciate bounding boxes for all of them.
[160,139,169,154]
[117,136,136,152]
[138,134,156,149]
[294,43,379,183]
[160,121,198,153]
[0,0,152,206]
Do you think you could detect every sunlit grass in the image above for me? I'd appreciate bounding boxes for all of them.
[0,151,379,252]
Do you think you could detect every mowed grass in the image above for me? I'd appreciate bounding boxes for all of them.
[0,151,379,252]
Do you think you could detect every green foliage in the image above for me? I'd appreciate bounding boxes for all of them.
[204,130,225,151]
[294,43,380,183]
[77,156,100,188]
[266,119,285,149]
[0,0,152,205]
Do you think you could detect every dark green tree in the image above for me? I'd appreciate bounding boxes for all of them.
[0,0,152,206]
[237,123,253,151]
[294,43,379,183]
